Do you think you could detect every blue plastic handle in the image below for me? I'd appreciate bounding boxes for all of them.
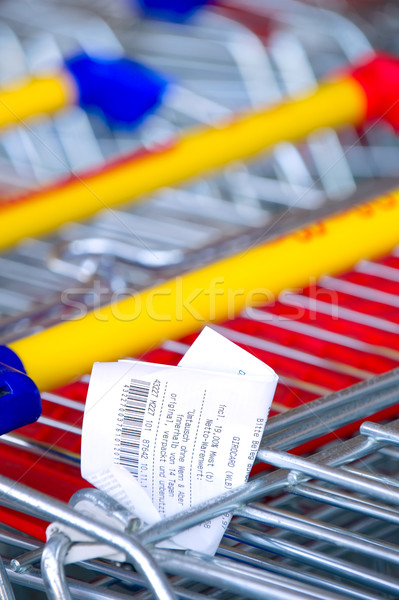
[65,53,170,128]
[0,346,41,435]
[136,0,211,21]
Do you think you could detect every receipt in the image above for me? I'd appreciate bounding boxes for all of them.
[80,327,278,555]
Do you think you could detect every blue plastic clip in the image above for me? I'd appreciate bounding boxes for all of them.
[65,53,170,128]
[0,346,41,436]
[136,0,211,21]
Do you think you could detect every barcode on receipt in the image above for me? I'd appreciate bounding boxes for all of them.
[116,378,150,477]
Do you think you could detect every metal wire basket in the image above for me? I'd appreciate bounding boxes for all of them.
[0,1,399,598]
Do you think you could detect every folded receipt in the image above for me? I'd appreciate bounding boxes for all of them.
[79,327,278,556]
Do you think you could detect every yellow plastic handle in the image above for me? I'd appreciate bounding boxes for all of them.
[10,189,399,391]
[0,76,366,251]
[0,73,76,129]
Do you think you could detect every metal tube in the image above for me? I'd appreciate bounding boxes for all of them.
[7,562,149,600]
[0,475,176,600]
[288,483,399,525]
[10,548,42,573]
[218,545,383,600]
[281,293,399,333]
[264,366,399,435]
[0,557,15,600]
[154,549,344,600]
[259,448,399,504]
[226,524,399,595]
[357,258,399,282]
[320,275,399,307]
[245,307,399,361]
[261,387,399,451]
[236,503,399,565]
[41,533,72,600]
[214,325,373,379]
[360,421,399,445]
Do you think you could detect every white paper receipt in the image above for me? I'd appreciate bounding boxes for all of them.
[81,327,278,555]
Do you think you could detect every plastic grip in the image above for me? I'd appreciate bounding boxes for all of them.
[351,53,399,131]
[65,53,169,128]
[136,0,210,21]
[0,346,41,435]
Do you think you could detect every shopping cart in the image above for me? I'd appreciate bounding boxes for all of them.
[0,0,399,598]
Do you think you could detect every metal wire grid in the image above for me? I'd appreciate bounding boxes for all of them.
[0,0,398,343]
[0,1,398,598]
[0,243,396,598]
[1,366,399,598]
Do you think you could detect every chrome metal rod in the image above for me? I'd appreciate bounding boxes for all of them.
[262,366,399,437]
[154,549,344,600]
[259,448,399,505]
[226,524,399,596]
[41,533,72,600]
[7,544,208,599]
[320,275,399,308]
[0,557,15,600]
[281,293,399,334]
[10,548,42,573]
[236,503,399,565]
[214,325,372,379]
[360,421,399,445]
[261,387,399,451]
[357,259,399,282]
[7,562,148,600]
[245,307,399,361]
[0,433,80,467]
[288,482,399,526]
[218,545,383,600]
[0,476,176,600]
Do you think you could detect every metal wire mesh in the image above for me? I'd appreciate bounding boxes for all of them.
[0,1,398,598]
[0,0,397,341]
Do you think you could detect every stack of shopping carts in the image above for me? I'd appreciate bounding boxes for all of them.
[1,0,399,598]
